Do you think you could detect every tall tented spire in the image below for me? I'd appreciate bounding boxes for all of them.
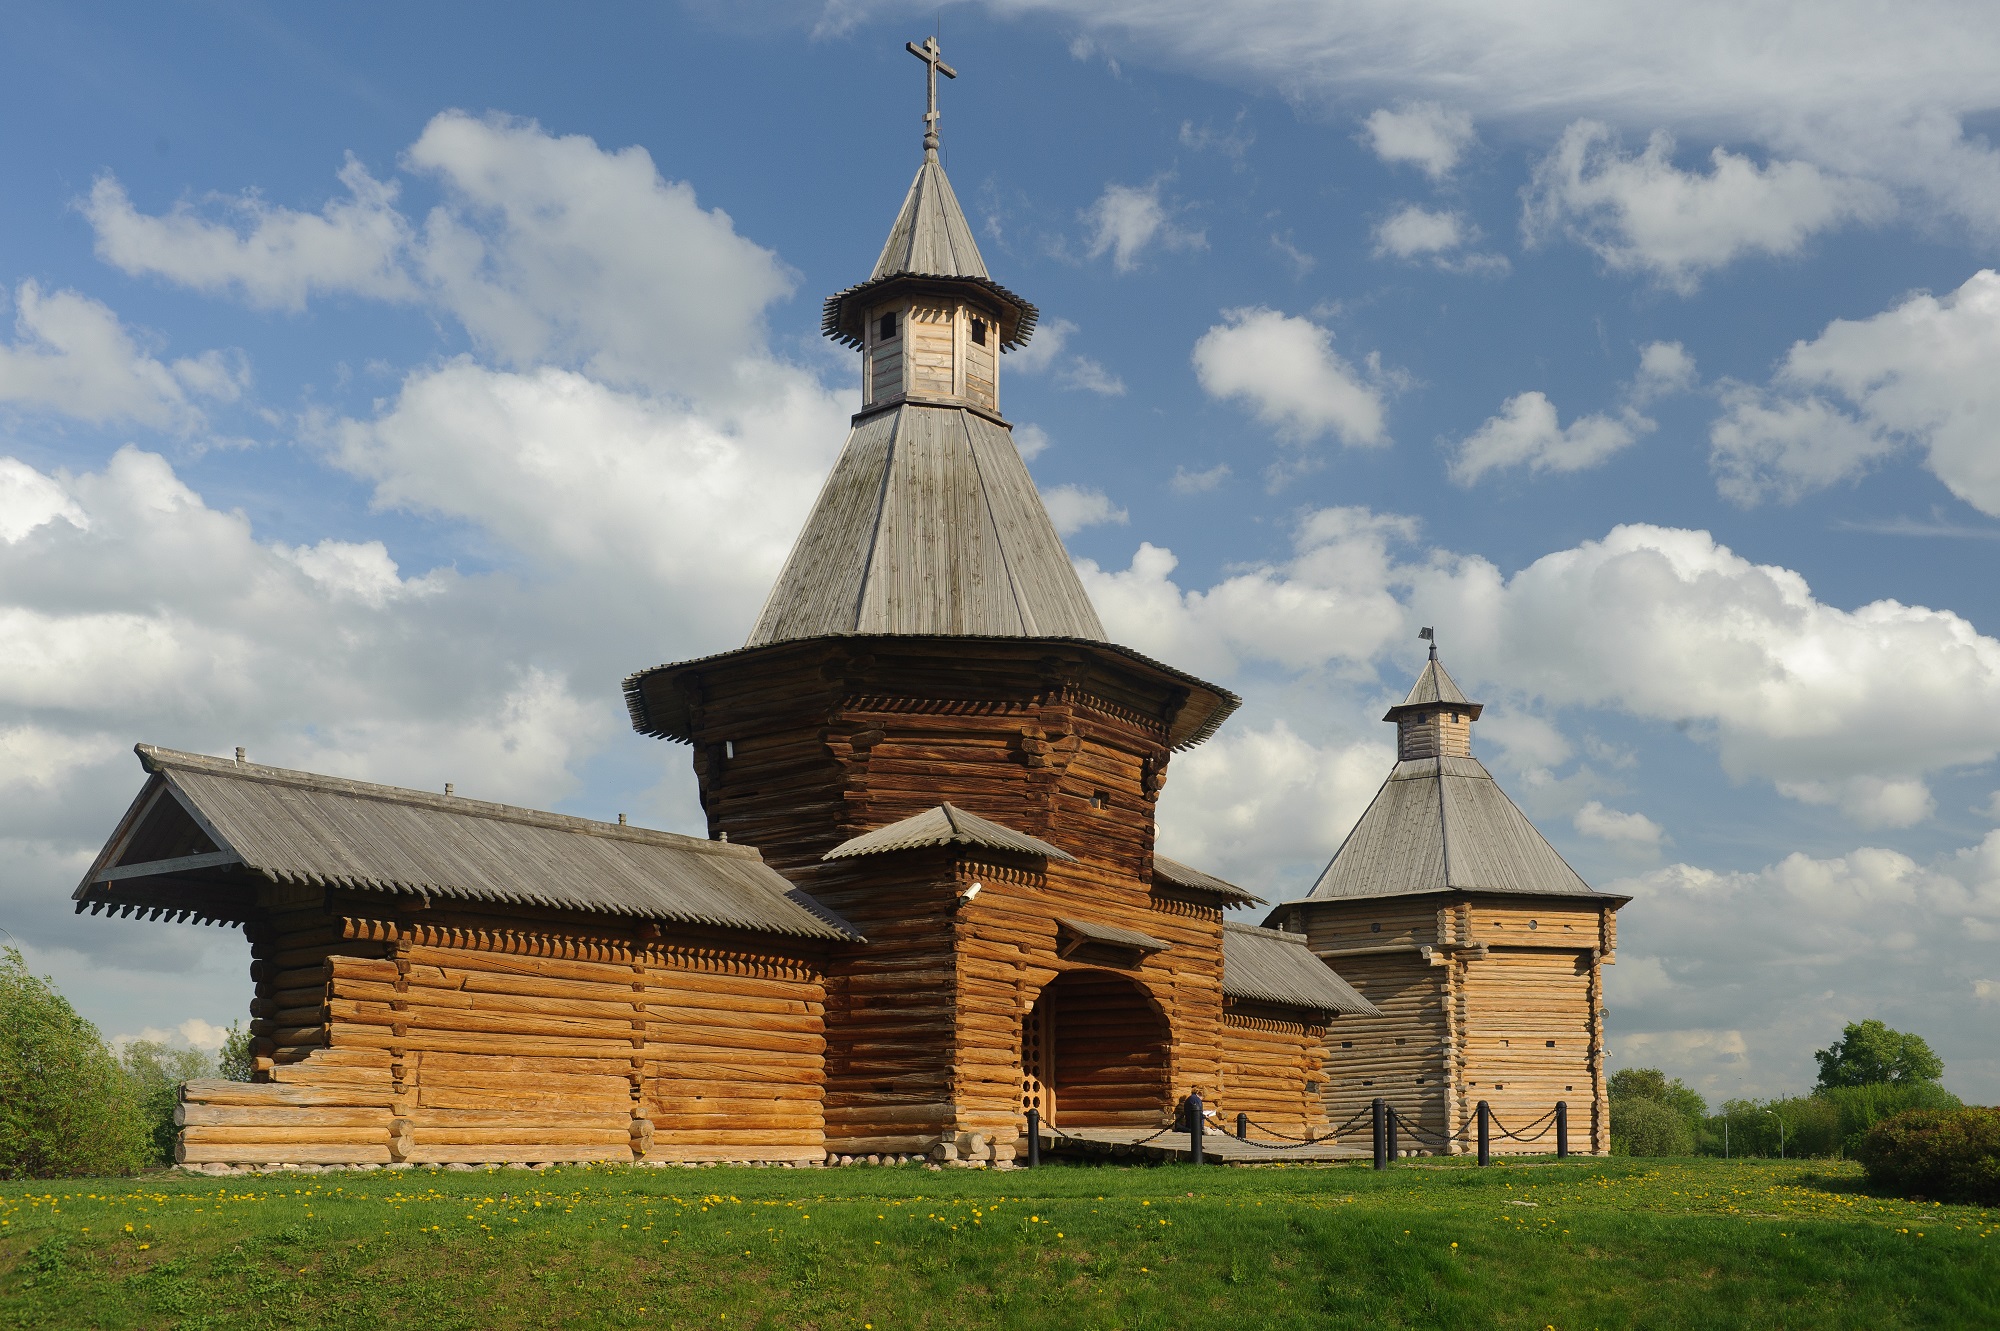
[756,39,1093,648]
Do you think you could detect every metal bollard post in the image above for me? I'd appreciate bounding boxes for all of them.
[1372,1097,1387,1170]
[1385,1104,1398,1163]
[1236,1111,1248,1141]
[1556,1101,1568,1158]
[1188,1090,1205,1166]
[1477,1100,1490,1166]
[1025,1108,1039,1169]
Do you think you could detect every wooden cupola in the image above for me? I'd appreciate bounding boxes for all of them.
[1383,633,1484,760]
[820,37,1036,414]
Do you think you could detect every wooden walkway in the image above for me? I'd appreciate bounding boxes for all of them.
[1038,1126,1366,1165]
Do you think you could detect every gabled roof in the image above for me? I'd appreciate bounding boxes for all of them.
[1384,653,1481,721]
[745,402,1107,646]
[822,803,1076,863]
[1153,855,1266,906]
[1289,755,1614,904]
[822,151,1037,350]
[1222,923,1379,1016]
[75,746,859,941]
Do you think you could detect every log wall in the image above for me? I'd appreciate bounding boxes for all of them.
[1219,1001,1333,1140]
[181,897,832,1167]
[1285,893,1618,1155]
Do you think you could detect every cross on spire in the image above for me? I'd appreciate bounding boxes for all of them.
[906,36,957,155]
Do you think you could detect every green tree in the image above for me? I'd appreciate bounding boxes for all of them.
[1814,1019,1944,1089]
[0,948,150,1178]
[121,1041,213,1165]
[216,1021,253,1082]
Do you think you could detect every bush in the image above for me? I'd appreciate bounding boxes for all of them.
[1612,1096,1694,1156]
[0,948,150,1178]
[1856,1106,2000,1204]
[1609,1067,1705,1155]
[1709,1082,1963,1159]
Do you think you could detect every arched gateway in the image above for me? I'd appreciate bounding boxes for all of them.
[1023,970,1171,1129]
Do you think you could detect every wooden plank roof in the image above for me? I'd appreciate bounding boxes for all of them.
[822,803,1075,862]
[1222,923,1379,1016]
[1384,653,1481,721]
[1152,855,1266,906]
[747,403,1106,646]
[822,150,1037,350]
[1291,755,1616,904]
[75,746,859,941]
[873,150,988,281]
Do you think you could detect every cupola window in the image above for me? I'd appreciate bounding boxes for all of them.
[878,312,898,340]
[970,317,987,345]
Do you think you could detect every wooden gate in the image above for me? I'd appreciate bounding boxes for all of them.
[1021,993,1056,1124]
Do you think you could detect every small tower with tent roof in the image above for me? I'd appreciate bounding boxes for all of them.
[1266,631,1629,1155]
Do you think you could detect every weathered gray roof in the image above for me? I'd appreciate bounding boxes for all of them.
[76,746,858,941]
[1153,855,1266,906]
[1384,652,1480,721]
[1057,916,1170,953]
[875,150,987,281]
[823,803,1076,863]
[822,150,1037,350]
[1294,755,1611,903]
[747,402,1107,646]
[1222,923,1378,1016]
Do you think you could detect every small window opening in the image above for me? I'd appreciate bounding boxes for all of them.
[878,311,898,340]
[1089,790,1109,810]
[1370,922,1382,933]
[1340,1040,1353,1049]
[1545,1039,1556,1047]
[1305,1080,1321,1093]
[1528,919,1540,931]
[1394,1038,1406,1046]
[1362,1079,1374,1087]
[724,740,736,759]
[970,317,987,346]
[1566,1084,1574,1091]
[1495,1082,1506,1090]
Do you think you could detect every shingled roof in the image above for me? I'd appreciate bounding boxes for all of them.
[744,404,1107,646]
[1297,755,1614,903]
[1384,652,1480,721]
[1222,923,1378,1016]
[1153,855,1265,906]
[74,746,858,941]
[822,804,1075,863]
[822,149,1037,350]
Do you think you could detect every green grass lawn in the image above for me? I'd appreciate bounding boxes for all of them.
[1,1156,1993,1330]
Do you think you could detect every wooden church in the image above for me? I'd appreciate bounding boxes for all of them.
[71,41,1617,1168]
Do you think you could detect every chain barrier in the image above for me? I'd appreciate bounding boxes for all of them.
[1490,1108,1558,1143]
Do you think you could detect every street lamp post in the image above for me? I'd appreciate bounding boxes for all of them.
[1765,1108,1785,1159]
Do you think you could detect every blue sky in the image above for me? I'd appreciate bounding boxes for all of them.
[3,2,1998,1103]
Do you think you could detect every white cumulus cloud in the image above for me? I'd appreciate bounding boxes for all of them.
[1192,308,1387,450]
[1081,177,1205,272]
[1450,393,1649,485]
[1573,800,1664,845]
[1040,483,1129,536]
[1709,269,2000,515]
[1523,121,1892,291]
[84,155,417,311]
[1361,102,1476,179]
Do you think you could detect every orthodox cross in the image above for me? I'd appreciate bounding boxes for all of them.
[906,36,957,153]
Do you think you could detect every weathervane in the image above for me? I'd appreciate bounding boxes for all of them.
[906,36,957,155]
[1419,626,1437,660]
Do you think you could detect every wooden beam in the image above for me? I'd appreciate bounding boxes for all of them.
[96,850,243,882]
